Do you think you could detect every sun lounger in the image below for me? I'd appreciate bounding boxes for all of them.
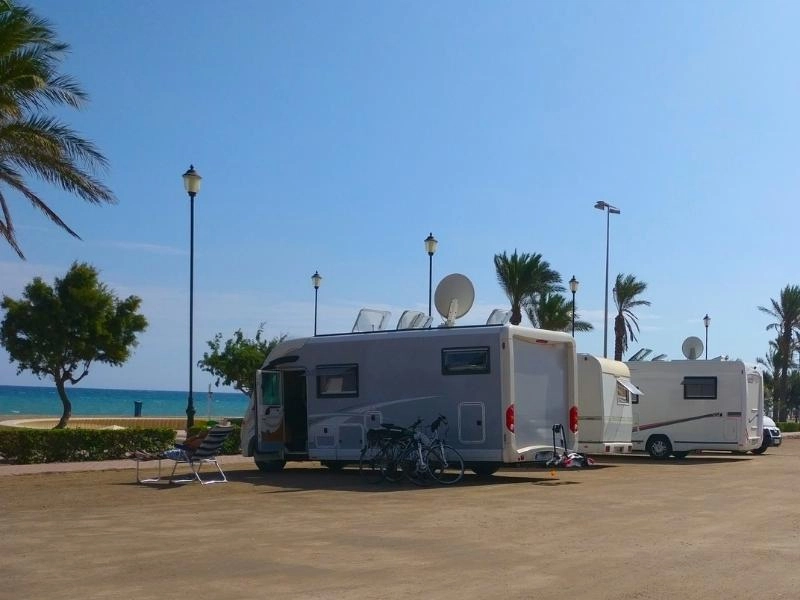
[134,425,234,485]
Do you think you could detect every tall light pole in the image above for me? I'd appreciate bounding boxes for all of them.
[312,271,322,336]
[569,275,579,337]
[424,233,438,316]
[594,201,621,358]
[182,165,202,430]
[703,314,711,360]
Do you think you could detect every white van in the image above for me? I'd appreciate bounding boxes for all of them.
[753,416,782,454]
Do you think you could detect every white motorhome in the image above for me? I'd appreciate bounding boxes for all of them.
[626,359,763,458]
[576,354,640,455]
[240,324,579,475]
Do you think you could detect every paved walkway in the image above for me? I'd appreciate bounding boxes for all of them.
[0,453,255,476]
[3,432,797,477]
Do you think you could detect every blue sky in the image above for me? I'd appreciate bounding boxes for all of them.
[0,1,798,393]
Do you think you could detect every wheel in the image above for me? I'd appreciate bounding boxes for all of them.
[360,447,391,483]
[255,459,286,472]
[672,451,690,459]
[427,444,465,485]
[399,445,430,486]
[751,436,770,455]
[646,436,672,459]
[321,461,346,471]
[471,464,500,477]
[381,444,406,483]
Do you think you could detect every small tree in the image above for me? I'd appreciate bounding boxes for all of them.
[198,324,286,397]
[0,262,148,428]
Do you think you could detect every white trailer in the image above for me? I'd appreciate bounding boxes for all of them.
[576,354,640,455]
[240,324,579,475]
[626,359,763,458]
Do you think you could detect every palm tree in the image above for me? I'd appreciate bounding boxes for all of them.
[757,340,782,417]
[0,1,115,258]
[526,292,593,333]
[493,250,561,326]
[758,285,800,421]
[612,273,651,361]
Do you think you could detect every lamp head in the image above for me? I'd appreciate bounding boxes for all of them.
[569,275,579,294]
[594,200,621,214]
[311,271,322,289]
[182,165,202,196]
[703,314,711,328]
[424,233,438,256]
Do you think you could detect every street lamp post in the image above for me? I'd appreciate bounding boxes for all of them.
[312,271,322,336]
[182,165,202,430]
[703,314,711,360]
[569,275,579,337]
[424,233,438,316]
[594,201,621,358]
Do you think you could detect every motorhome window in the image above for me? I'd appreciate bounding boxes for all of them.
[261,372,280,406]
[682,376,717,399]
[442,347,490,375]
[317,364,359,397]
[616,381,630,405]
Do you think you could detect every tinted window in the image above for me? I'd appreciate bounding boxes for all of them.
[261,371,280,406]
[317,364,358,397]
[442,347,490,375]
[682,376,717,399]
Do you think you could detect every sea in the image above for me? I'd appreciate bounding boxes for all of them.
[0,384,249,418]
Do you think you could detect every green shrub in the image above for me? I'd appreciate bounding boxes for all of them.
[777,421,799,432]
[0,428,175,465]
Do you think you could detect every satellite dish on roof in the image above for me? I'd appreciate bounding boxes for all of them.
[681,336,704,360]
[434,273,475,327]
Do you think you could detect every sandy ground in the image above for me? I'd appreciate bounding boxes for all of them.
[2,442,800,600]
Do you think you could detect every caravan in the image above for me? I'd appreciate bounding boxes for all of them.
[626,359,764,458]
[576,354,640,454]
[240,324,580,475]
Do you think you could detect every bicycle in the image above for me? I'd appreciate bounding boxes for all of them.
[399,415,464,485]
[359,421,417,483]
[425,414,465,485]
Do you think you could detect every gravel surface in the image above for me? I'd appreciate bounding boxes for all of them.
[2,441,799,600]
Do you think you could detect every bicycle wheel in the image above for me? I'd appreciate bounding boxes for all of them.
[381,441,406,483]
[427,444,465,485]
[399,444,430,486]
[359,447,387,484]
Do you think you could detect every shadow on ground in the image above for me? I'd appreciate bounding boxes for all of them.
[125,463,607,493]
[594,453,754,466]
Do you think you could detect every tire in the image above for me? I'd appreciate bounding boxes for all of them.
[381,444,406,483]
[672,451,690,459]
[255,459,286,472]
[471,465,500,477]
[427,444,465,485]
[751,436,770,455]
[360,447,388,483]
[646,436,672,459]
[399,445,429,486]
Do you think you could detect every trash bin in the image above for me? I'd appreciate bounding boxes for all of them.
[134,400,143,417]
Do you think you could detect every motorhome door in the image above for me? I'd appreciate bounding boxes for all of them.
[256,370,285,452]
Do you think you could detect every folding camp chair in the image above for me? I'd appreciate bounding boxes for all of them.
[136,425,234,485]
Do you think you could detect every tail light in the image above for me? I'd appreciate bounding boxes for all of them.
[505,404,515,432]
[569,405,579,433]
